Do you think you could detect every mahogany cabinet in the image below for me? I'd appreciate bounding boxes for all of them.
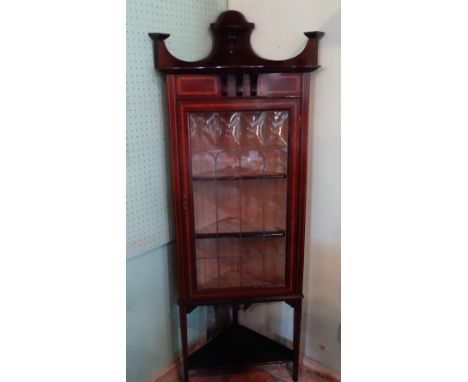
[150,11,323,381]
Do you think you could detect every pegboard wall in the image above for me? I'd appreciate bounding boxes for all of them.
[127,0,227,259]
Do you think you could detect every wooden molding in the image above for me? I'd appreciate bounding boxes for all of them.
[149,11,324,74]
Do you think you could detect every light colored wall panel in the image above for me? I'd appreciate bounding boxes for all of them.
[229,0,341,372]
[127,0,227,259]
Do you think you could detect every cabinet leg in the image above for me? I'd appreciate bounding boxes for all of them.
[292,299,302,381]
[179,303,189,382]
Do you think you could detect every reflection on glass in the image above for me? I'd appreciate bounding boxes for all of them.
[241,149,264,176]
[265,111,288,146]
[217,113,241,149]
[192,151,215,177]
[264,148,287,175]
[190,111,289,290]
[242,112,266,147]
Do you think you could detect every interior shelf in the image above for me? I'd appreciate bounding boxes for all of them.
[193,173,287,181]
[191,146,288,155]
[195,230,285,239]
[187,324,293,370]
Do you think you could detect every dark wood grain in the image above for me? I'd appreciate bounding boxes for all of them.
[296,73,311,294]
[257,73,302,96]
[292,299,303,381]
[150,10,322,381]
[175,75,221,97]
[165,75,188,302]
[149,10,323,74]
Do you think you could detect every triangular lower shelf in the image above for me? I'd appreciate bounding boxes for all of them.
[187,324,293,370]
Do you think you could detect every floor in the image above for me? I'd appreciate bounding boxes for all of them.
[189,363,336,382]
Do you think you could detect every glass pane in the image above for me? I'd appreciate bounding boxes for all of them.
[189,113,219,150]
[196,258,219,289]
[240,179,264,232]
[219,257,241,288]
[192,151,216,178]
[264,111,289,146]
[264,148,287,175]
[241,112,266,147]
[216,150,240,178]
[193,181,216,233]
[263,178,287,232]
[217,113,241,149]
[240,149,264,176]
[195,238,217,259]
[189,110,289,290]
[264,255,286,286]
[217,180,241,233]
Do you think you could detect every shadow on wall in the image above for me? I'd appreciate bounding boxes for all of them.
[323,6,340,47]
[301,3,341,373]
[238,301,293,348]
[303,245,341,372]
[160,70,176,242]
[305,296,341,370]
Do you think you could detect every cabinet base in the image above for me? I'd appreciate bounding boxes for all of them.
[187,324,293,371]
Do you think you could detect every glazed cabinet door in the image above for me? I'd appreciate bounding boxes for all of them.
[177,99,302,300]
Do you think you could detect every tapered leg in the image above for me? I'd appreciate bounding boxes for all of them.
[292,299,302,381]
[179,303,189,382]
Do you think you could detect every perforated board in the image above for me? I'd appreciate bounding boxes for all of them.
[127,0,227,258]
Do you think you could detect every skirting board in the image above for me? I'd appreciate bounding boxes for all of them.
[301,356,341,382]
[148,354,341,382]
[147,339,204,382]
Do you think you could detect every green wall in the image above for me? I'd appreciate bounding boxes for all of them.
[127,0,227,259]
[126,1,227,381]
[127,243,209,381]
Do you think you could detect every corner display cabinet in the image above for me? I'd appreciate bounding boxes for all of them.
[150,11,323,381]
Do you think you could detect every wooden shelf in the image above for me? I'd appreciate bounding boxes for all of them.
[193,173,286,181]
[195,230,285,239]
[187,324,293,370]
